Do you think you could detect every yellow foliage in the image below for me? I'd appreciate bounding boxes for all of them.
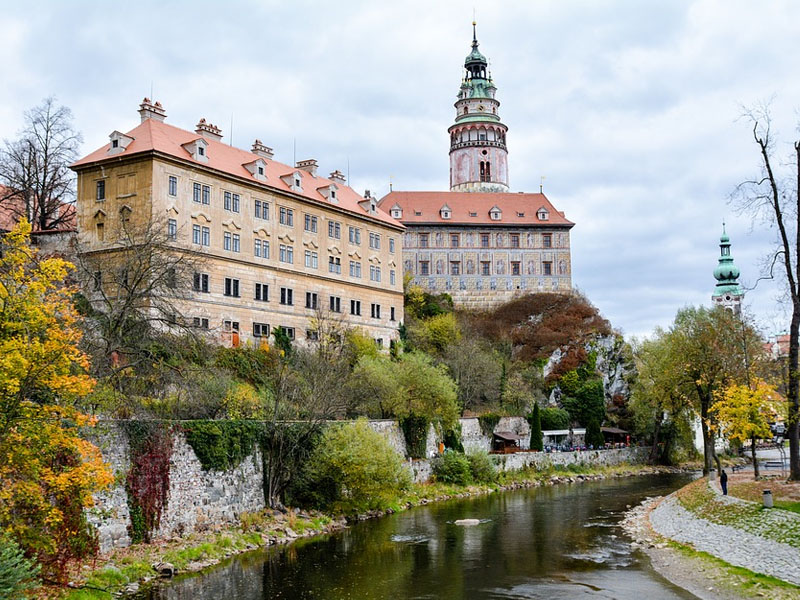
[710,379,782,444]
[223,382,265,419]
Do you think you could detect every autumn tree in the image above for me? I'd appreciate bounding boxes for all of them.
[711,380,781,479]
[735,106,800,479]
[0,97,82,231]
[0,220,111,580]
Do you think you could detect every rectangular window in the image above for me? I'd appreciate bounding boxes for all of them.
[224,277,240,297]
[390,270,396,286]
[279,207,294,226]
[390,307,396,321]
[93,271,102,291]
[232,193,240,213]
[389,238,395,253]
[481,233,490,248]
[304,214,318,233]
[232,234,240,253]
[330,296,341,313]
[167,219,177,241]
[481,261,491,276]
[254,239,262,257]
[511,261,521,275]
[369,232,381,249]
[543,233,552,248]
[96,222,104,241]
[279,245,294,263]
[450,261,460,275]
[280,326,295,340]
[350,299,361,316]
[349,227,361,244]
[280,287,293,305]
[329,256,341,274]
[543,261,553,275]
[193,272,209,293]
[95,180,105,201]
[166,267,177,289]
[510,234,520,248]
[254,200,269,220]
[224,191,232,211]
[193,317,210,330]
[420,261,429,276]
[168,175,178,196]
[349,261,362,278]
[370,265,381,282]
[193,182,201,203]
[193,224,201,244]
[202,185,210,205]
[370,303,381,319]
[305,292,318,309]
[224,320,240,332]
[255,283,269,301]
[328,220,341,239]
[450,233,459,248]
[202,226,210,246]
[254,240,269,259]
[306,329,319,341]
[253,322,270,337]
[305,250,318,269]
[419,233,429,248]
[224,232,231,251]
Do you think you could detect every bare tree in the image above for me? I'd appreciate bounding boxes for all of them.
[735,105,800,479]
[0,97,82,231]
[74,216,199,382]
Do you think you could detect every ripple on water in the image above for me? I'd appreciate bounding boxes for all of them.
[389,534,431,544]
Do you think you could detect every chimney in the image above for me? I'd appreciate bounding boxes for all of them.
[138,98,167,123]
[251,139,274,159]
[296,159,318,177]
[363,189,372,199]
[195,118,223,142]
[329,169,346,184]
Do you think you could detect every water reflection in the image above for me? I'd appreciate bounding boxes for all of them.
[137,475,698,599]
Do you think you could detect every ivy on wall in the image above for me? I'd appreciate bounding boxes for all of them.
[183,420,263,472]
[477,413,501,437]
[121,421,174,544]
[399,415,429,459]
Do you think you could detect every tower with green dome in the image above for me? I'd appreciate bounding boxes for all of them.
[712,223,743,315]
[448,23,509,192]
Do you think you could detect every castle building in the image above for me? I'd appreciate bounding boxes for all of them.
[71,99,404,347]
[711,223,743,315]
[379,25,574,309]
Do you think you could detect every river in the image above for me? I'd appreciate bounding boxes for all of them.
[136,473,698,599]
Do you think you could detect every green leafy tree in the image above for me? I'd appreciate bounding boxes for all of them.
[585,419,604,448]
[0,536,39,599]
[539,407,571,430]
[529,403,543,451]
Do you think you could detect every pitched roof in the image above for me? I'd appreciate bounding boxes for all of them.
[72,118,402,229]
[0,185,77,233]
[378,190,574,227]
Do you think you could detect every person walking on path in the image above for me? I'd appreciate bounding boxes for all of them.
[720,469,728,495]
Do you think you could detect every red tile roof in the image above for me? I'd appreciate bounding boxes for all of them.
[72,118,402,229]
[379,190,574,227]
[0,185,77,233]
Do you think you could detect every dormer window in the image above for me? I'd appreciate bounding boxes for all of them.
[537,207,550,221]
[182,138,209,163]
[198,146,205,156]
[244,158,267,181]
[107,130,134,156]
[280,171,303,192]
[317,184,338,203]
[489,205,502,221]
[440,204,452,219]
[112,139,119,148]
[258,166,264,176]
[390,203,403,219]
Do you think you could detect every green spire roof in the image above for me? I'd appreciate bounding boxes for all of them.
[712,222,742,298]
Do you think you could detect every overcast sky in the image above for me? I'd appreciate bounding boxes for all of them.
[2,0,800,338]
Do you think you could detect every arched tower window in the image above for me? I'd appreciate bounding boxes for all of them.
[479,161,491,182]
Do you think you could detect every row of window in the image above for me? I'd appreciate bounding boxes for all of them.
[199,319,386,348]
[194,273,396,320]
[418,260,555,276]
[418,232,554,249]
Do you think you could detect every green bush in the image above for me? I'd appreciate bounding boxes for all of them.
[0,536,39,599]
[301,420,411,514]
[432,451,472,485]
[466,451,496,483]
[585,419,605,448]
[400,415,429,459]
[540,407,571,430]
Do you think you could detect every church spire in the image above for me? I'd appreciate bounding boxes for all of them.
[712,222,743,314]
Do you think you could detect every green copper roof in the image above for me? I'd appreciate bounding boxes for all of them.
[465,21,487,66]
[712,223,743,297]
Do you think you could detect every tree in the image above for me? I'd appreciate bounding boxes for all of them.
[529,402,543,451]
[0,536,40,599]
[585,418,604,448]
[75,216,198,388]
[441,337,502,413]
[711,380,781,480]
[0,220,93,439]
[0,97,82,232]
[736,106,800,479]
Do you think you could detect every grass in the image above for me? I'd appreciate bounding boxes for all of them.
[676,478,800,548]
[665,539,800,599]
[729,480,800,514]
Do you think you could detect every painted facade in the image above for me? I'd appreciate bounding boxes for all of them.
[72,99,404,347]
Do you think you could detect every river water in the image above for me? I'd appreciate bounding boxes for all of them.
[137,474,698,599]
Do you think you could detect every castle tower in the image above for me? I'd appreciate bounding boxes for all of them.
[712,223,743,315]
[448,23,509,193]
